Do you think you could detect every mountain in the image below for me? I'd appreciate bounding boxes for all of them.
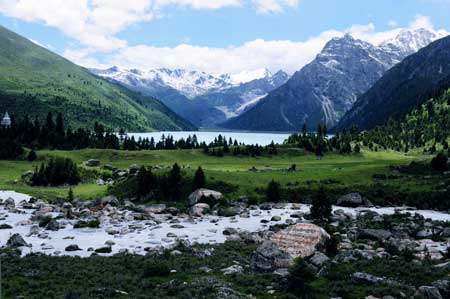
[91,67,288,127]
[0,25,195,132]
[336,34,450,132]
[222,28,444,132]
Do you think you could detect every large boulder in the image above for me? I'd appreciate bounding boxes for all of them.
[188,189,223,206]
[337,193,364,207]
[270,223,330,258]
[250,241,293,272]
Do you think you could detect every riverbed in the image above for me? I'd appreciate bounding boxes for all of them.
[1,191,450,257]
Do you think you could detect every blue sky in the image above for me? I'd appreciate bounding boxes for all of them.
[0,0,449,74]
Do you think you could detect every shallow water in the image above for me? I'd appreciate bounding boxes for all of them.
[1,191,450,257]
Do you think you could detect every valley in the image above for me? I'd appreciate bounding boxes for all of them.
[1,6,450,299]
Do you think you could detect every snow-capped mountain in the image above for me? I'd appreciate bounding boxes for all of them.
[90,66,289,127]
[223,28,446,131]
[381,28,448,58]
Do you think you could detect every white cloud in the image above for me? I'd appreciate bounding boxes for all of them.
[252,0,299,14]
[0,2,447,76]
[71,14,444,75]
[0,0,245,51]
[388,20,398,28]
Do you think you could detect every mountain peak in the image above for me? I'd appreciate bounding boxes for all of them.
[380,27,446,56]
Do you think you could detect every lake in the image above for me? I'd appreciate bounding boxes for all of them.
[127,131,291,146]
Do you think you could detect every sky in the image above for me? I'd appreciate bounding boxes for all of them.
[0,0,449,74]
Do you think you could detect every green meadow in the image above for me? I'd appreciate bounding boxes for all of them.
[0,147,431,201]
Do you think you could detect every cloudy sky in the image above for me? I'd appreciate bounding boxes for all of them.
[0,0,449,74]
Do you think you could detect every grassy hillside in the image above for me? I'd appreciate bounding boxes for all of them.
[0,25,195,131]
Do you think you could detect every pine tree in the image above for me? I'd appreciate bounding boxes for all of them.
[167,163,182,201]
[310,187,332,223]
[192,166,206,191]
[266,179,281,202]
[68,188,74,202]
[27,149,37,162]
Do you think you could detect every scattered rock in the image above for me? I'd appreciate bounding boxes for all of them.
[0,223,13,229]
[85,159,100,167]
[308,252,330,267]
[221,265,244,275]
[190,203,210,217]
[418,286,443,299]
[271,216,282,222]
[95,246,112,254]
[251,241,293,273]
[337,193,363,207]
[188,189,223,206]
[65,244,81,252]
[357,229,392,241]
[100,195,120,207]
[7,233,28,247]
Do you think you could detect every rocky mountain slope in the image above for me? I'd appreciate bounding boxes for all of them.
[223,28,445,132]
[336,34,450,131]
[91,67,288,127]
[0,25,195,132]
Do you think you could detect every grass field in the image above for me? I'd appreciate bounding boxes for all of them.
[0,147,431,201]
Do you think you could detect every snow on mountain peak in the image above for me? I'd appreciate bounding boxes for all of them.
[229,68,272,85]
[381,27,447,56]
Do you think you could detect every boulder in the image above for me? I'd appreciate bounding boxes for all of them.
[95,246,112,254]
[100,195,120,207]
[85,159,100,167]
[251,241,293,273]
[0,224,13,229]
[270,223,330,258]
[188,189,223,206]
[145,204,167,214]
[190,203,210,217]
[45,219,60,231]
[351,272,384,285]
[4,197,15,209]
[96,179,105,186]
[308,252,330,267]
[129,164,139,174]
[418,286,443,299]
[357,229,392,241]
[65,244,82,251]
[7,233,29,247]
[218,206,241,217]
[221,265,244,275]
[337,193,363,207]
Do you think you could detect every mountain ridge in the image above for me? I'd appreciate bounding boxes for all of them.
[335,33,450,131]
[0,25,195,132]
[222,28,445,132]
